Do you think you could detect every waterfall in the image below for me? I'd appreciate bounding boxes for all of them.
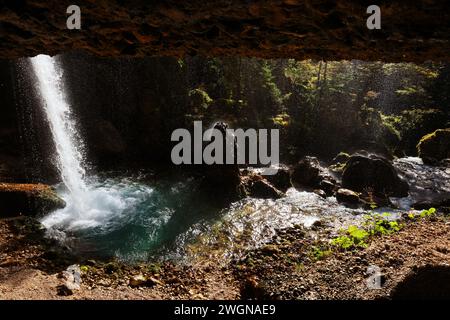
[30,54,87,213]
[30,54,155,233]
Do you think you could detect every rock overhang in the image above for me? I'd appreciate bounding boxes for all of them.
[0,0,449,62]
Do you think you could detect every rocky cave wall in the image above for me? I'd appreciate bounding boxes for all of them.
[0,0,450,62]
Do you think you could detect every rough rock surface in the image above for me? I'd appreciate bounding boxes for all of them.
[0,1,449,61]
[0,183,65,217]
[242,174,284,199]
[342,154,409,197]
[335,188,360,205]
[291,156,336,194]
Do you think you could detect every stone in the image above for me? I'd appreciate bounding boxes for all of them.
[264,165,292,192]
[129,274,147,288]
[417,129,450,165]
[314,189,327,199]
[291,156,322,187]
[319,180,336,196]
[0,183,65,218]
[86,120,127,158]
[336,188,360,204]
[57,265,81,296]
[243,174,284,199]
[342,154,409,197]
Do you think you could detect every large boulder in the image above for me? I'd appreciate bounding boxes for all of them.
[199,122,244,204]
[0,183,65,218]
[342,154,409,197]
[417,129,450,165]
[291,156,337,194]
[264,164,292,192]
[291,156,322,187]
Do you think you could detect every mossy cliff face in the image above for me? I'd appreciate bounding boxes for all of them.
[0,0,449,62]
[417,128,450,164]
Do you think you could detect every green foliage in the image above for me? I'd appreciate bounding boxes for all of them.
[364,213,402,236]
[331,212,404,250]
[406,207,437,220]
[419,207,437,218]
[189,88,213,110]
[80,265,89,273]
[309,246,332,260]
[180,57,445,159]
[331,225,369,250]
[261,61,290,108]
[272,112,291,127]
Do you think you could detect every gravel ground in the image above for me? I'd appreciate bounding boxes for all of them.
[1,214,449,300]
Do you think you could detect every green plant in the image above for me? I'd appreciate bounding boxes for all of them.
[309,246,332,260]
[419,207,436,218]
[364,213,403,236]
[80,265,89,273]
[331,225,369,250]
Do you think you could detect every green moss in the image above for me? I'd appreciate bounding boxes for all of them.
[417,128,450,161]
[189,88,213,110]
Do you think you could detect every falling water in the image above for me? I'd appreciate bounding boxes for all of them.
[30,55,87,212]
[30,54,156,233]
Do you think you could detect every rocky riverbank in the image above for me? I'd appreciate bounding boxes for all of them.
[1,209,449,300]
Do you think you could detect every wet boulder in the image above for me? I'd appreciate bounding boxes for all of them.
[0,183,65,218]
[342,155,409,197]
[264,164,292,192]
[336,188,360,205]
[242,174,284,199]
[417,128,450,165]
[291,156,336,195]
[319,179,336,196]
[291,156,321,187]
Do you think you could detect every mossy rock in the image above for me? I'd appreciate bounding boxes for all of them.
[0,183,65,218]
[417,128,450,164]
[331,152,351,165]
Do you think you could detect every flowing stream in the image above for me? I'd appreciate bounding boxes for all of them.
[29,55,450,264]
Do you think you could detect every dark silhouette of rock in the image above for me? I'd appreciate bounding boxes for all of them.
[264,165,292,192]
[291,156,322,187]
[342,154,409,197]
[391,265,450,300]
[291,156,337,195]
[243,174,284,199]
[199,122,243,204]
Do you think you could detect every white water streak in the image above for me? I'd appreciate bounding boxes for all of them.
[30,55,87,213]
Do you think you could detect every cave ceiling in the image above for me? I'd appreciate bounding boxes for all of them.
[0,0,449,61]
